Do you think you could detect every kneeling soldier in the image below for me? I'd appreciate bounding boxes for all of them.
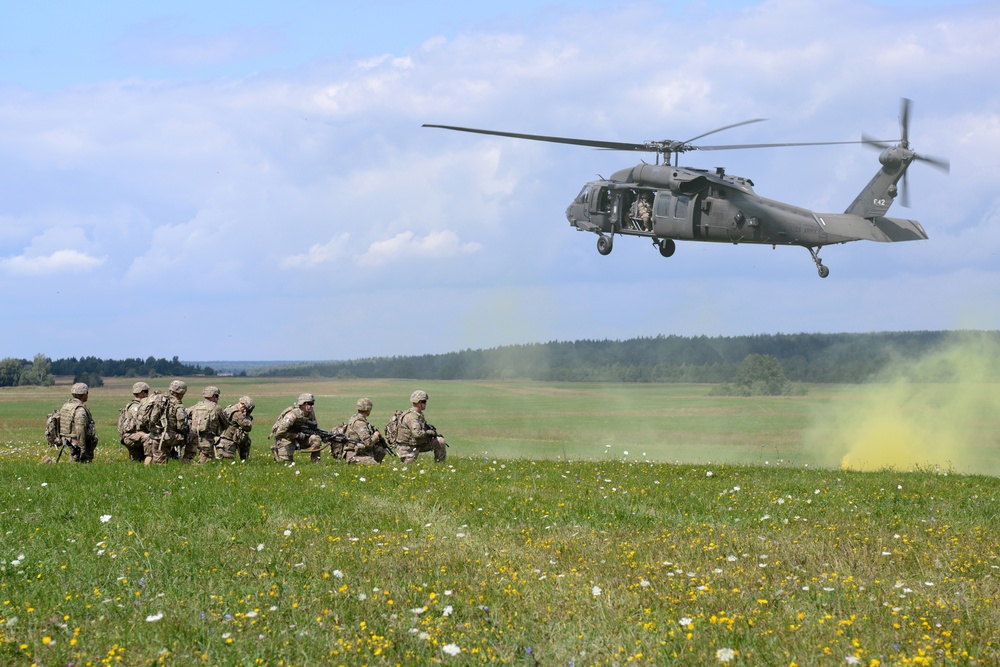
[344,398,387,464]
[270,393,323,463]
[218,396,254,461]
[396,390,447,464]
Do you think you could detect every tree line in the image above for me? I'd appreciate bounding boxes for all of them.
[0,355,215,387]
[255,330,1000,384]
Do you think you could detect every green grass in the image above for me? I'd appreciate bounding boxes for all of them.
[2,378,1000,665]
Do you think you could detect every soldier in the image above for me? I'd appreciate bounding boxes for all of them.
[637,192,652,231]
[396,390,447,464]
[58,382,98,462]
[344,398,387,464]
[189,385,229,464]
[270,393,323,463]
[149,380,197,465]
[118,381,151,462]
[218,395,254,461]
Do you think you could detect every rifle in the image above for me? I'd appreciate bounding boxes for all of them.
[424,423,449,448]
[56,437,82,463]
[297,424,348,448]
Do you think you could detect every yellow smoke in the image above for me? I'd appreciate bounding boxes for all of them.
[804,333,1000,474]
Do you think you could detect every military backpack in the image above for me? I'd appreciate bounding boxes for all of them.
[136,391,170,432]
[384,410,406,447]
[45,410,61,447]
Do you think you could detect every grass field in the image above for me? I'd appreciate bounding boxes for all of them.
[2,377,1000,665]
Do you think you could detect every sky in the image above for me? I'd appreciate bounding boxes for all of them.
[1,0,999,363]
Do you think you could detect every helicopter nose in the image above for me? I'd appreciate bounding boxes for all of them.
[566,204,576,227]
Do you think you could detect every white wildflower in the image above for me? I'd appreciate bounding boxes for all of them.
[146,612,164,622]
[100,514,112,523]
[442,643,461,656]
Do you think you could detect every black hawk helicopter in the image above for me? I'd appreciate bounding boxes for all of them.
[425,98,948,278]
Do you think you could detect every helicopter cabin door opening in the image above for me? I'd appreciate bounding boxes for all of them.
[653,192,698,240]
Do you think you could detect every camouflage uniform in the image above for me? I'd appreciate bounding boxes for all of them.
[189,386,229,464]
[149,380,197,465]
[58,383,98,462]
[344,398,387,465]
[270,393,322,463]
[637,194,652,231]
[118,382,151,462]
[218,396,254,461]
[396,390,447,464]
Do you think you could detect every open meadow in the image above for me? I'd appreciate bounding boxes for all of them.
[2,378,1000,665]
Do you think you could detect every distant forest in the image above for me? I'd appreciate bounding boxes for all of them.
[255,331,1000,384]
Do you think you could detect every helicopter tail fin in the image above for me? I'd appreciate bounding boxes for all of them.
[843,156,908,219]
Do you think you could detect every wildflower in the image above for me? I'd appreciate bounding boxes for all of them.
[100,514,112,523]
[246,611,258,618]
[146,612,164,622]
[845,657,861,665]
[256,544,265,551]
[443,605,453,616]
[640,579,651,588]
[442,643,461,656]
[717,647,736,662]
[706,471,713,477]
[332,570,344,578]
[591,585,602,597]
[411,607,426,615]
[679,617,693,627]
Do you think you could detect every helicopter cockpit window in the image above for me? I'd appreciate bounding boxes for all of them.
[674,196,689,219]
[596,187,611,212]
[575,186,589,204]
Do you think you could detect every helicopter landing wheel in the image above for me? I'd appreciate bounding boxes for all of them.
[807,247,829,278]
[596,234,613,255]
[658,238,676,258]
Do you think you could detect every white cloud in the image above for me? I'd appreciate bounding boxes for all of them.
[0,249,105,276]
[357,230,481,267]
[280,233,350,268]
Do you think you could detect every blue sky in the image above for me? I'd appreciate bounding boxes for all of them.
[1,0,998,361]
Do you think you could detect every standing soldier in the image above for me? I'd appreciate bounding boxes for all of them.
[149,380,197,465]
[118,381,150,462]
[218,395,254,462]
[344,398,388,464]
[58,382,99,462]
[396,390,447,464]
[189,386,228,464]
[270,393,323,463]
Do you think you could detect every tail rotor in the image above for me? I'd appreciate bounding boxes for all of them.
[863,98,949,207]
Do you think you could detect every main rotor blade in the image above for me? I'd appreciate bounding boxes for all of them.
[681,118,767,144]
[693,140,876,151]
[422,124,650,152]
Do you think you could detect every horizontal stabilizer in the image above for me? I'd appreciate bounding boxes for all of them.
[817,214,928,242]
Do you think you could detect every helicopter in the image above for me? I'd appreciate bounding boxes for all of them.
[424,98,948,278]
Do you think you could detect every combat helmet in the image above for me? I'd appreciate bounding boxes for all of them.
[71,382,89,396]
[169,380,188,395]
[356,397,373,412]
[202,385,221,398]
[131,381,150,395]
[296,392,315,406]
[410,390,428,404]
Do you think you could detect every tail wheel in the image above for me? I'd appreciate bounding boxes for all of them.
[597,235,613,255]
[658,238,676,258]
